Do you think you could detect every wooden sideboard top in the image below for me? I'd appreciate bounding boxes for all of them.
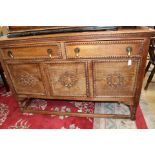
[0,27,155,43]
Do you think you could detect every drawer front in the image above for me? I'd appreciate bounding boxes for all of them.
[2,43,62,59]
[6,63,46,95]
[45,62,89,97]
[65,40,144,58]
[92,59,140,97]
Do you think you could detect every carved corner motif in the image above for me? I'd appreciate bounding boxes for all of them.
[106,73,124,88]
[59,71,78,88]
[16,71,39,87]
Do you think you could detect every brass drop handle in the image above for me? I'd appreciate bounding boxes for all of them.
[47,49,52,58]
[74,47,80,57]
[8,50,14,58]
[126,47,132,56]
[126,47,133,66]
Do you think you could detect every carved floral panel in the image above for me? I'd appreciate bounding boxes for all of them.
[59,71,78,88]
[106,73,124,88]
[7,64,45,95]
[93,60,139,97]
[46,62,88,97]
[16,71,39,87]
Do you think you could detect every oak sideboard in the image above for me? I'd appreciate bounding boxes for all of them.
[0,27,155,120]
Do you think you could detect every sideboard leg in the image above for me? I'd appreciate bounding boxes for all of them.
[131,97,139,120]
[130,104,137,120]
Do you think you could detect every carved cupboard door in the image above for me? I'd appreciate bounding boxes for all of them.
[45,62,88,97]
[6,63,46,95]
[92,59,140,97]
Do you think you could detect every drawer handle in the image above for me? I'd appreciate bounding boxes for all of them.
[8,50,14,58]
[126,47,133,66]
[47,49,52,58]
[74,48,80,57]
[126,47,132,56]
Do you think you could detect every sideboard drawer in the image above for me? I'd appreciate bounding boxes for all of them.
[2,43,62,59]
[65,40,144,58]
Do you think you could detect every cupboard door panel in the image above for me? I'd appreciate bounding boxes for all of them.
[46,62,88,97]
[6,63,46,95]
[93,59,140,97]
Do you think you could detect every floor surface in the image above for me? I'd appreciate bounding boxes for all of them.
[142,65,155,116]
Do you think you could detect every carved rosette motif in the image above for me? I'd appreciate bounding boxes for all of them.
[106,73,124,88]
[16,71,39,87]
[59,72,78,88]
